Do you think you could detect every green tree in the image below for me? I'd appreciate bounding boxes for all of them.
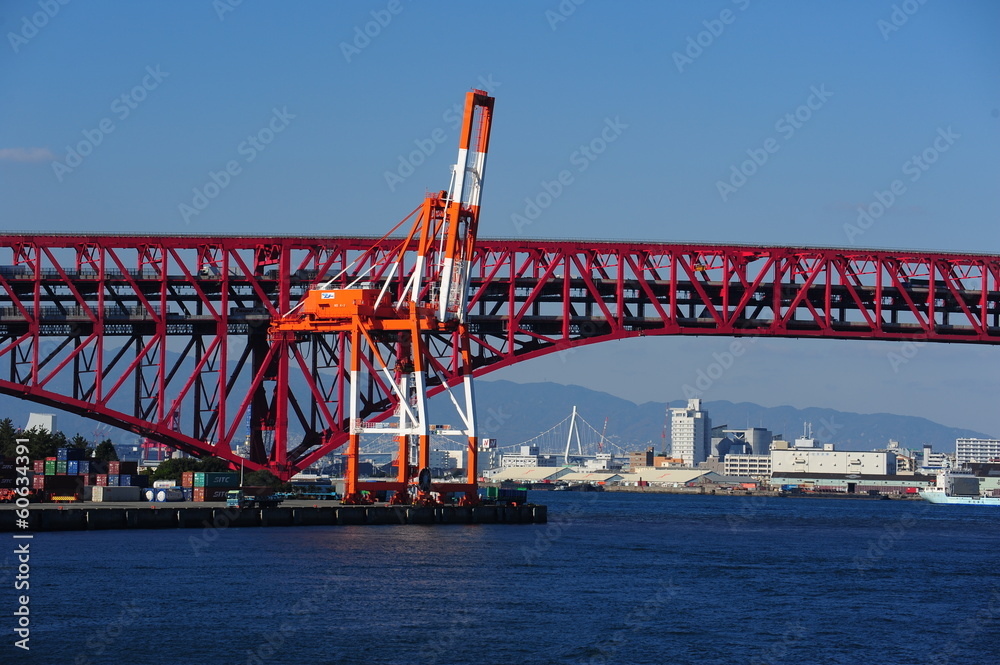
[0,418,19,458]
[93,439,119,462]
[197,457,232,472]
[68,434,89,450]
[19,427,68,460]
[151,457,201,482]
[243,469,283,488]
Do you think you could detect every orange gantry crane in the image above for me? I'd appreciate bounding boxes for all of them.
[269,90,495,505]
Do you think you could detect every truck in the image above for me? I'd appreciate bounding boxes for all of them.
[226,488,285,509]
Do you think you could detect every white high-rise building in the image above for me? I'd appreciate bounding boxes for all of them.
[670,399,711,467]
[956,438,1000,465]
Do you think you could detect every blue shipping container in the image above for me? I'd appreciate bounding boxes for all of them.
[78,461,90,475]
[67,461,79,475]
[107,474,120,487]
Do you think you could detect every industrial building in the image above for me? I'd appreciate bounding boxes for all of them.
[956,438,1000,465]
[724,454,772,478]
[499,445,559,468]
[770,448,896,476]
[770,473,933,494]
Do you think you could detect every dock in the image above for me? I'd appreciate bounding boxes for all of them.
[0,500,547,532]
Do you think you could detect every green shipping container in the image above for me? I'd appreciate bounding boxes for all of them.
[44,461,56,476]
[56,460,68,475]
[202,472,239,488]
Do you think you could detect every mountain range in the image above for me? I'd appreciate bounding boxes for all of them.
[1,378,989,455]
[454,380,992,454]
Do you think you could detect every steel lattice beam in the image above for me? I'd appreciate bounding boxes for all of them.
[0,233,997,479]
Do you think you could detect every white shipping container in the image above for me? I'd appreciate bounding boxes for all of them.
[153,480,177,489]
[92,486,142,502]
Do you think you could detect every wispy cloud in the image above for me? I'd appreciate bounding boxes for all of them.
[0,147,55,163]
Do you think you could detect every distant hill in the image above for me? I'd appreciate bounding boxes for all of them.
[455,380,992,453]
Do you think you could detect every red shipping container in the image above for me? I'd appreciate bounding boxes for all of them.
[81,474,98,486]
[33,460,45,474]
[45,457,57,462]
[107,461,120,474]
[32,475,45,490]
[181,471,195,488]
[192,487,205,502]
[95,474,108,486]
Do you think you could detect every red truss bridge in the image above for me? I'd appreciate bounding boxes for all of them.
[0,232,997,479]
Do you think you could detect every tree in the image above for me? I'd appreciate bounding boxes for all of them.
[68,434,89,450]
[18,427,68,460]
[93,439,119,462]
[151,457,201,482]
[243,469,283,488]
[197,457,232,472]
[0,418,20,458]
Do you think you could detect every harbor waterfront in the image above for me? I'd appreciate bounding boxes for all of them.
[7,491,999,664]
[0,500,546,532]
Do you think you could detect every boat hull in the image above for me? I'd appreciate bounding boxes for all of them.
[919,490,1000,506]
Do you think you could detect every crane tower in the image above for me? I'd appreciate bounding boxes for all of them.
[269,90,495,504]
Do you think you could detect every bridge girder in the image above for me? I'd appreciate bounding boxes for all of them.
[0,234,997,479]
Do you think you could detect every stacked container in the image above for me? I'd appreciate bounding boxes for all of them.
[27,450,149,500]
[192,472,240,502]
[0,459,14,491]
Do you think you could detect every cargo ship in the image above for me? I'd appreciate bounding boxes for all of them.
[919,469,1000,506]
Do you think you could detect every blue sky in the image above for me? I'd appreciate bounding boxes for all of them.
[1,1,998,438]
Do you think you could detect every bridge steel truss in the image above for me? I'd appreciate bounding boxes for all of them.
[0,233,997,479]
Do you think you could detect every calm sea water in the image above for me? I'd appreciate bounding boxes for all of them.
[5,492,1000,665]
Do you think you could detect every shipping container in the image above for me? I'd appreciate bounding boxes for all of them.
[67,461,79,475]
[56,460,68,475]
[78,460,90,475]
[117,474,150,488]
[33,460,45,474]
[32,475,45,490]
[95,474,108,486]
[194,472,239,488]
[153,480,176,489]
[181,471,195,488]
[108,461,138,475]
[182,487,194,501]
[107,474,120,487]
[90,460,108,475]
[0,460,15,478]
[81,474,98,486]
[44,475,84,494]
[92,485,142,502]
[56,447,87,461]
[44,461,56,476]
[192,486,233,501]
